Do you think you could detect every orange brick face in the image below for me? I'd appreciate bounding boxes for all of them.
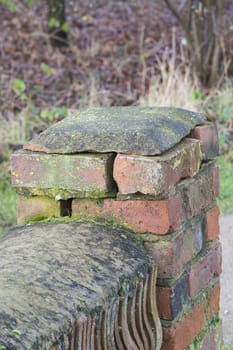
[205,205,220,241]
[162,302,206,350]
[188,242,222,298]
[182,164,219,219]
[11,150,116,199]
[205,282,220,319]
[17,195,60,224]
[73,193,183,235]
[113,139,202,197]
[189,123,219,160]
[157,287,172,320]
[157,273,188,320]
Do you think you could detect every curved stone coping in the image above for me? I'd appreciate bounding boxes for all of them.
[24,106,205,155]
[0,222,149,350]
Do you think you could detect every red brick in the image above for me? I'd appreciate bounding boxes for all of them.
[182,163,219,218]
[189,123,219,159]
[157,273,188,320]
[205,282,220,319]
[205,205,220,241]
[72,193,183,235]
[11,150,116,199]
[113,139,202,196]
[188,242,222,298]
[162,302,206,350]
[157,287,172,320]
[17,195,60,224]
[145,219,203,278]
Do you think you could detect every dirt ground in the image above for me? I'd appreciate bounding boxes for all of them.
[220,214,233,348]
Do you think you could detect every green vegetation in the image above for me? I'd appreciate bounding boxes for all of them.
[0,0,232,236]
[218,152,233,214]
[213,81,233,213]
[0,166,17,236]
[1,78,233,234]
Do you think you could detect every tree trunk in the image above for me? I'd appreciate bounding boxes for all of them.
[48,0,68,47]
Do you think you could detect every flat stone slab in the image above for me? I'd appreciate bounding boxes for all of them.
[0,222,150,350]
[24,107,205,156]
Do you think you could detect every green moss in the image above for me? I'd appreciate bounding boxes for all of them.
[119,278,135,296]
[15,186,115,200]
[185,318,223,350]
[26,215,54,223]
[24,106,205,156]
[25,215,137,234]
[0,169,17,231]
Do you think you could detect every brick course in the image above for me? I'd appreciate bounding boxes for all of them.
[145,218,203,278]
[11,150,116,199]
[181,163,219,219]
[114,139,202,197]
[73,193,183,235]
[17,195,60,224]
[188,242,221,298]
[157,273,188,320]
[10,112,222,350]
[162,302,206,350]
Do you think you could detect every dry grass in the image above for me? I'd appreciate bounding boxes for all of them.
[139,32,201,111]
[139,64,200,111]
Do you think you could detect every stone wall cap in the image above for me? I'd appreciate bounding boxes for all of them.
[0,222,149,349]
[24,106,206,155]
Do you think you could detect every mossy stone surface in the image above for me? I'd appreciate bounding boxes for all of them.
[24,107,206,156]
[11,150,116,199]
[0,222,149,350]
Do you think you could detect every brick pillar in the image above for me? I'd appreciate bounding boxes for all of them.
[112,125,222,350]
[11,107,223,349]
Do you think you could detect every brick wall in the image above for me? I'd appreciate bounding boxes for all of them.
[11,114,223,349]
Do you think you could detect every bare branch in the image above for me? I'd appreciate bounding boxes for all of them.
[163,0,194,51]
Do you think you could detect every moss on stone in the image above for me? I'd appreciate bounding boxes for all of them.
[0,222,150,349]
[24,106,206,156]
[15,186,115,200]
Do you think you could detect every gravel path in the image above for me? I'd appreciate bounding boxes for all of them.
[220,214,233,348]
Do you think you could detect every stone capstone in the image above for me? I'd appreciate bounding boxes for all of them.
[0,222,159,350]
[24,107,206,156]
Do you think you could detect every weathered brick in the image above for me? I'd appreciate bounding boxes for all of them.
[145,218,203,278]
[17,195,60,224]
[188,242,222,298]
[157,273,188,320]
[205,205,220,241]
[157,287,172,320]
[195,322,223,350]
[72,193,183,235]
[182,163,219,218]
[114,139,202,196]
[162,302,206,350]
[189,123,219,159]
[205,282,220,320]
[11,150,116,199]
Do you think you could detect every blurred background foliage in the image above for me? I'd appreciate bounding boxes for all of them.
[0,0,233,234]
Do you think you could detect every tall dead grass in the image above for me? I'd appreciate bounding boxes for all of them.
[139,32,201,111]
